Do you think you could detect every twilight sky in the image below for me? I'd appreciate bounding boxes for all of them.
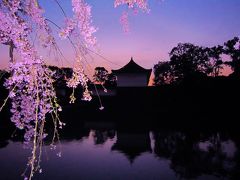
[0,0,240,73]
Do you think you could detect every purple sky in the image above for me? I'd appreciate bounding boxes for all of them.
[0,0,240,72]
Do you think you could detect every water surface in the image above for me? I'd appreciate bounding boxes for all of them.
[0,123,239,180]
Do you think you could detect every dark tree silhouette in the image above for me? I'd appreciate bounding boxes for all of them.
[93,67,109,84]
[169,43,210,82]
[93,67,117,87]
[154,43,213,86]
[153,61,174,86]
[48,66,73,87]
[224,37,240,77]
[105,72,117,87]
[207,45,224,77]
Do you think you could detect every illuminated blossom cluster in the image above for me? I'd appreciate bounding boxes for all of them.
[0,2,61,179]
[8,0,21,13]
[72,0,97,46]
[120,11,130,33]
[5,60,61,143]
[114,0,149,32]
[0,0,151,179]
[25,0,46,26]
[4,59,63,179]
[59,18,77,39]
[0,10,29,48]
[25,0,56,48]
[0,0,21,44]
[114,0,149,11]
[0,0,55,50]
[67,56,92,103]
[59,0,97,46]
[0,31,10,44]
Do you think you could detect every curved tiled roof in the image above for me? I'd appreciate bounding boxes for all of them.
[112,58,152,74]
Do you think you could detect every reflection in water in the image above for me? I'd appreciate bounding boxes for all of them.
[0,124,240,180]
[92,130,116,145]
[153,131,239,179]
[112,131,152,163]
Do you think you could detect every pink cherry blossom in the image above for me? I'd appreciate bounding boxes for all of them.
[0,1,151,179]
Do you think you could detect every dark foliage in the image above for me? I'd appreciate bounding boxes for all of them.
[93,67,117,88]
[154,37,240,86]
[224,37,240,77]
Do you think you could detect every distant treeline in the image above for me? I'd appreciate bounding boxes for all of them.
[0,65,117,89]
[0,65,117,105]
[1,37,239,89]
[153,37,240,86]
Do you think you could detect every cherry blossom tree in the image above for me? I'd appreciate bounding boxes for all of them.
[0,0,149,179]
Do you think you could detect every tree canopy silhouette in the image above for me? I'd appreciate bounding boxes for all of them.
[93,67,117,88]
[153,37,240,86]
[224,37,240,76]
[169,43,209,82]
[153,61,174,86]
[206,45,224,77]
